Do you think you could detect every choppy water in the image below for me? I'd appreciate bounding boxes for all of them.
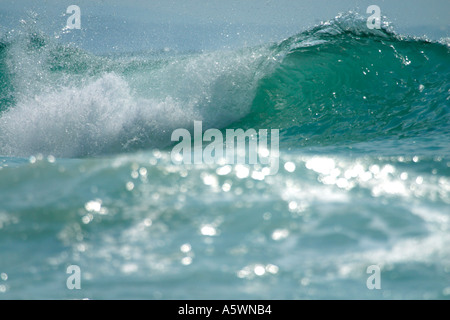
[0,13,449,299]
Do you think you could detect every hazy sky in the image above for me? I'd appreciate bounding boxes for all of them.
[1,0,449,52]
[110,0,449,27]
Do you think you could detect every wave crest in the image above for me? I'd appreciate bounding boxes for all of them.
[0,13,449,157]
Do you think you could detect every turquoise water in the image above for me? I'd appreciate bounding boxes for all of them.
[0,13,449,299]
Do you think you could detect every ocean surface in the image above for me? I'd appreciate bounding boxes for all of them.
[0,11,449,299]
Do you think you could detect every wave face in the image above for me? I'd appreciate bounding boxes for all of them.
[0,14,449,157]
[240,20,450,150]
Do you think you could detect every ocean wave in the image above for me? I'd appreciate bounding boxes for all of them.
[0,13,449,157]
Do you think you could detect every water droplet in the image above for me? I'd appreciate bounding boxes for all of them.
[222,183,231,192]
[181,257,193,266]
[180,244,192,253]
[284,162,296,173]
[216,165,232,176]
[272,229,290,241]
[254,265,266,276]
[235,165,250,179]
[266,264,279,274]
[126,182,135,191]
[200,225,217,236]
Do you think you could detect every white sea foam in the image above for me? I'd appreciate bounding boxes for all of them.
[0,44,273,157]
